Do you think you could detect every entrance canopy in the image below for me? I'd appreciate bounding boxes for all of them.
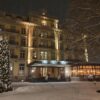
[28,60,70,67]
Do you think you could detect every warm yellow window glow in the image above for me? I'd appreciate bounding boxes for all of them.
[41,20,47,26]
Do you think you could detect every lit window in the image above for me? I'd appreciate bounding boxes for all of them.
[41,20,47,26]
[33,51,37,59]
[40,51,44,59]
[40,33,43,37]
[44,52,47,59]
[40,51,48,59]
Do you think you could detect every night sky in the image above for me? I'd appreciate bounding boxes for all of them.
[0,0,69,22]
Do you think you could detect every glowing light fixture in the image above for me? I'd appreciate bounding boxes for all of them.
[10,66,13,71]
[41,19,47,26]
[31,68,36,73]
[60,61,68,65]
[65,66,71,77]
[50,60,57,64]
[42,60,48,64]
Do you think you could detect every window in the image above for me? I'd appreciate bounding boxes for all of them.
[10,49,18,58]
[33,51,37,59]
[40,51,44,59]
[33,39,37,47]
[21,28,26,34]
[51,51,55,60]
[41,19,47,26]
[0,24,4,30]
[19,64,25,70]
[33,29,40,36]
[40,51,48,60]
[39,41,43,47]
[39,32,48,38]
[9,36,16,44]
[19,64,25,75]
[21,38,26,46]
[10,50,14,55]
[20,50,25,59]
[44,52,47,59]
[39,40,48,48]
[40,32,44,38]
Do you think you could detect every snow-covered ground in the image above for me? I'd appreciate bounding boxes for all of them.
[0,82,100,100]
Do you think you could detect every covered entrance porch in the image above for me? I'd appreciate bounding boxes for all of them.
[28,60,71,82]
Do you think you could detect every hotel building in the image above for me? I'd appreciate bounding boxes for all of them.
[0,11,100,81]
[0,11,67,81]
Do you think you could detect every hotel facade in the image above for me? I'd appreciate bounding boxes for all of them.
[0,11,66,81]
[0,11,100,81]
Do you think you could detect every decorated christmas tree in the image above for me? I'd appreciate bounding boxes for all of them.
[0,39,12,91]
